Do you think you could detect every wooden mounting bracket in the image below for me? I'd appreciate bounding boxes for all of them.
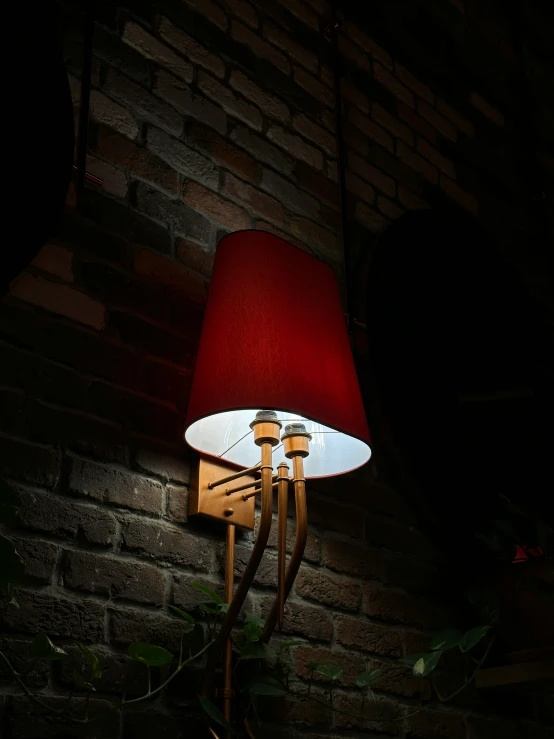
[188,455,257,530]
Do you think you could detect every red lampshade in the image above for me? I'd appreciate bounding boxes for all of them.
[184,231,371,478]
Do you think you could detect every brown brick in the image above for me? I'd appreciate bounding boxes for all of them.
[134,247,208,302]
[295,645,364,686]
[290,218,339,262]
[154,69,227,134]
[437,99,474,136]
[285,0,319,29]
[110,607,200,652]
[441,176,478,215]
[398,186,430,210]
[374,64,414,107]
[188,122,256,182]
[365,657,431,699]
[266,520,320,564]
[267,125,324,171]
[231,125,294,175]
[344,122,369,156]
[264,22,317,72]
[261,168,319,218]
[158,16,225,78]
[122,20,193,82]
[322,537,386,580]
[230,70,289,123]
[231,20,290,74]
[398,102,437,142]
[32,243,73,282]
[221,0,258,28]
[175,238,215,277]
[260,596,333,641]
[338,33,370,73]
[198,71,262,130]
[448,0,465,10]
[343,22,393,69]
[132,442,190,485]
[0,437,59,487]
[294,162,338,207]
[417,139,456,178]
[406,710,466,739]
[363,586,448,629]
[90,90,139,140]
[1,590,104,642]
[470,92,504,126]
[121,518,213,570]
[293,113,336,156]
[334,692,402,731]
[69,457,164,515]
[296,567,361,611]
[349,107,394,153]
[182,180,251,230]
[377,196,404,219]
[182,0,227,30]
[104,68,183,137]
[223,544,277,587]
[294,66,334,109]
[394,63,434,104]
[10,273,105,331]
[308,494,364,538]
[372,104,414,145]
[417,101,456,141]
[224,173,285,226]
[365,517,434,558]
[84,155,128,198]
[9,695,119,738]
[11,538,58,584]
[341,78,369,113]
[355,201,391,232]
[18,488,117,547]
[335,615,402,657]
[146,127,218,189]
[397,141,438,184]
[96,126,179,195]
[348,152,395,196]
[64,550,165,605]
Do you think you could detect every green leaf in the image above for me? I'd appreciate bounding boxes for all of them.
[200,601,229,615]
[73,670,95,691]
[168,605,196,624]
[199,696,236,734]
[278,640,304,652]
[190,583,222,604]
[459,625,491,653]
[77,643,102,680]
[313,663,343,682]
[249,679,287,698]
[429,629,462,652]
[239,642,276,661]
[0,536,25,593]
[355,669,383,688]
[31,633,67,662]
[244,622,263,642]
[398,653,428,666]
[0,482,20,525]
[308,661,318,672]
[244,612,265,629]
[413,652,442,677]
[128,642,173,667]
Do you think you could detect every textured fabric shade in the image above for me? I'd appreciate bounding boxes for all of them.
[184,231,371,478]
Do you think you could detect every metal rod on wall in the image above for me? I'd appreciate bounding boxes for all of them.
[76,0,95,199]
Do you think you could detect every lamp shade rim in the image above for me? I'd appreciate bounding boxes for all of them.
[184,406,372,479]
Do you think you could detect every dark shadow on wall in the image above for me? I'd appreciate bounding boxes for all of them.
[362,208,553,575]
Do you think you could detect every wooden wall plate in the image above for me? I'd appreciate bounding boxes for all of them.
[189,455,257,530]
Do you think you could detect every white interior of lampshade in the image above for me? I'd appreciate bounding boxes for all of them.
[185,409,371,478]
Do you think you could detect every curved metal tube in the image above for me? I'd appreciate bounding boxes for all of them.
[262,454,308,642]
[202,441,274,697]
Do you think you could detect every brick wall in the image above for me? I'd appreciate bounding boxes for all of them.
[1,1,552,737]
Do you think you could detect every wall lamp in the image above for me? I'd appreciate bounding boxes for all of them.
[183,231,371,733]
